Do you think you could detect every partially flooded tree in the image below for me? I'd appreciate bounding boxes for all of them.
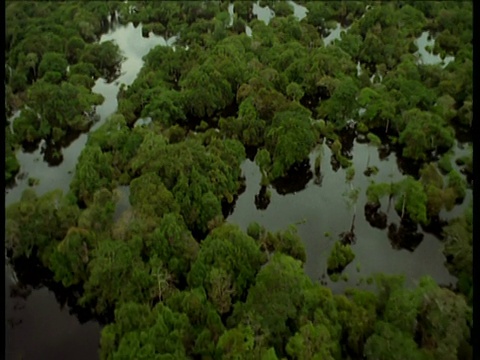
[392,176,428,225]
[70,145,114,205]
[341,166,360,244]
[398,109,455,161]
[265,106,316,179]
[364,132,381,176]
[327,241,355,275]
[317,76,359,129]
[4,2,473,358]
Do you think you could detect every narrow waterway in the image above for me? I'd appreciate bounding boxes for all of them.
[5,19,176,360]
[227,140,470,293]
[5,2,470,359]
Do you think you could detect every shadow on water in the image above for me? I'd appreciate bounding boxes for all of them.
[387,218,424,252]
[5,256,103,360]
[5,18,177,360]
[255,185,271,210]
[4,2,471,357]
[7,254,110,324]
[364,202,388,230]
[181,99,240,134]
[227,136,463,293]
[338,128,357,158]
[244,145,258,161]
[453,124,473,144]
[271,160,313,195]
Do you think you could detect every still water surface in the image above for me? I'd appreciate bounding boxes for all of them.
[227,140,469,293]
[5,3,469,359]
[5,21,175,360]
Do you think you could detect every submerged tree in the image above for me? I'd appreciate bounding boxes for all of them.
[4,2,473,359]
[327,241,355,275]
[392,177,429,225]
[341,166,360,244]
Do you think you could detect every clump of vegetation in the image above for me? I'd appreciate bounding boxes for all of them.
[327,241,355,275]
[364,165,379,177]
[5,127,20,182]
[6,152,20,183]
[27,177,39,186]
[438,152,453,174]
[5,1,473,359]
[443,205,472,305]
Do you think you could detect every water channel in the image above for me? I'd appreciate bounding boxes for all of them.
[5,2,470,359]
[5,16,177,360]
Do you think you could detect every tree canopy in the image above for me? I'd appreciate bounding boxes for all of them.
[5,1,472,359]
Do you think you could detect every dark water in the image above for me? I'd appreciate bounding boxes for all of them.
[4,3,470,358]
[5,263,101,360]
[227,139,470,293]
[5,19,175,360]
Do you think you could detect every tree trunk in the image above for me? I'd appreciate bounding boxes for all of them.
[385,118,389,133]
[401,194,406,219]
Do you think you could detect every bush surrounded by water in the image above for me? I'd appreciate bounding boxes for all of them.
[5,1,473,359]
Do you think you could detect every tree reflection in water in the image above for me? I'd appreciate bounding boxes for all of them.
[271,160,313,195]
[364,202,388,229]
[387,217,424,252]
[255,185,271,210]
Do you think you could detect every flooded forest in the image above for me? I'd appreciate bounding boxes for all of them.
[5,1,473,359]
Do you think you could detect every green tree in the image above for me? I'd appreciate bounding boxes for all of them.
[392,176,428,225]
[49,227,94,287]
[12,107,49,143]
[255,148,272,184]
[188,223,265,312]
[5,128,20,182]
[286,82,304,102]
[6,189,80,263]
[65,35,86,63]
[180,62,233,118]
[364,321,429,360]
[130,172,180,219]
[100,302,193,360]
[70,145,114,205]
[266,106,316,179]
[286,322,337,360]
[317,76,359,129]
[447,170,467,201]
[232,253,313,355]
[442,206,472,304]
[80,40,123,78]
[166,287,225,357]
[146,213,199,283]
[398,109,455,161]
[327,242,355,274]
[28,79,104,134]
[129,132,168,175]
[77,187,116,234]
[415,277,471,360]
[215,325,255,359]
[38,52,68,79]
[80,237,154,314]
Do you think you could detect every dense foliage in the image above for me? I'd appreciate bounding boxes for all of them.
[6,1,472,359]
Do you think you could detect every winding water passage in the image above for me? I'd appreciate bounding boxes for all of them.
[5,2,471,359]
[5,19,176,360]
